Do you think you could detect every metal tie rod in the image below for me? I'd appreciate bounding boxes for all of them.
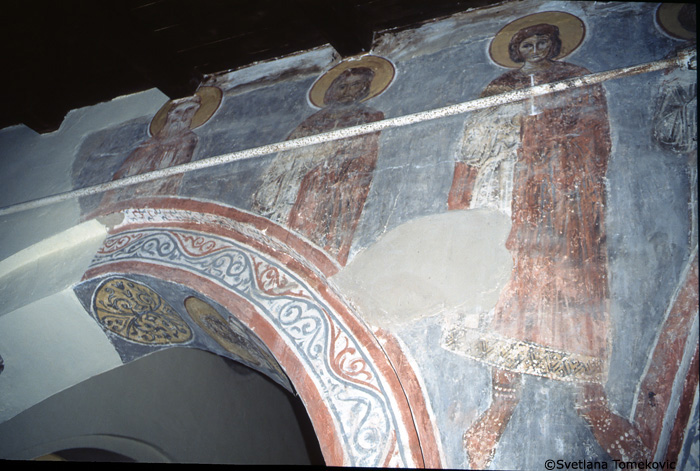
[0,48,694,217]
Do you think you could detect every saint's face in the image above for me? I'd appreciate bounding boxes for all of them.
[161,102,200,135]
[325,70,372,105]
[518,34,554,65]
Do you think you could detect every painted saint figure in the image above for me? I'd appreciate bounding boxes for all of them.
[444,12,650,468]
[98,87,222,211]
[653,2,697,249]
[252,57,394,265]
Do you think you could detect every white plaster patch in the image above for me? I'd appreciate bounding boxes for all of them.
[331,208,512,329]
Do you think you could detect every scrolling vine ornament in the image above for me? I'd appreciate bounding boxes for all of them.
[86,221,414,467]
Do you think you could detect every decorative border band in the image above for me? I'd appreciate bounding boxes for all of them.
[86,220,421,467]
[442,326,606,383]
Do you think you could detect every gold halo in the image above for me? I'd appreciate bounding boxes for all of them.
[184,296,264,367]
[489,11,586,68]
[656,3,696,40]
[309,55,395,108]
[149,86,223,136]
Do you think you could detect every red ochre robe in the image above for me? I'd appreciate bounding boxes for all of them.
[446,62,612,383]
[99,129,198,209]
[253,104,383,266]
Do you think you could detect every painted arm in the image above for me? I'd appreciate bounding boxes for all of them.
[448,104,521,211]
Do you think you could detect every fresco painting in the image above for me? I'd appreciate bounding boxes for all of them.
[93,277,193,345]
[76,221,423,467]
[656,3,696,44]
[251,56,394,265]
[78,273,292,391]
[183,296,288,382]
[98,87,222,212]
[43,1,696,467]
[440,12,656,468]
[653,3,697,249]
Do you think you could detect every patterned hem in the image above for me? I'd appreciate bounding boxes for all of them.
[441,325,607,383]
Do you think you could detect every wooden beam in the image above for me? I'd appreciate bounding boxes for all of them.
[99,2,202,99]
[294,0,373,57]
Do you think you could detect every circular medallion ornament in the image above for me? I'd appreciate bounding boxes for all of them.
[149,86,223,136]
[93,278,193,345]
[309,55,395,108]
[656,3,696,41]
[490,11,586,68]
[184,296,268,368]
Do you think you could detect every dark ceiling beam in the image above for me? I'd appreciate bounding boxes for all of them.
[8,2,79,134]
[294,0,374,57]
[17,93,71,135]
[99,3,202,99]
[0,0,507,133]
[1,1,202,133]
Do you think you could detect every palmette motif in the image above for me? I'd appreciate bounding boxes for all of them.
[93,278,193,345]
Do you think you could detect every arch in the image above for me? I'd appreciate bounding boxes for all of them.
[27,435,169,463]
[79,197,441,468]
[40,448,136,462]
[1,345,319,463]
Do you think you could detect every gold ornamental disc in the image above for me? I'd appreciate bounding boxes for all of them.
[93,278,193,345]
[185,296,268,368]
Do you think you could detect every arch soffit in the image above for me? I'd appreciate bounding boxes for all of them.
[78,198,441,468]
